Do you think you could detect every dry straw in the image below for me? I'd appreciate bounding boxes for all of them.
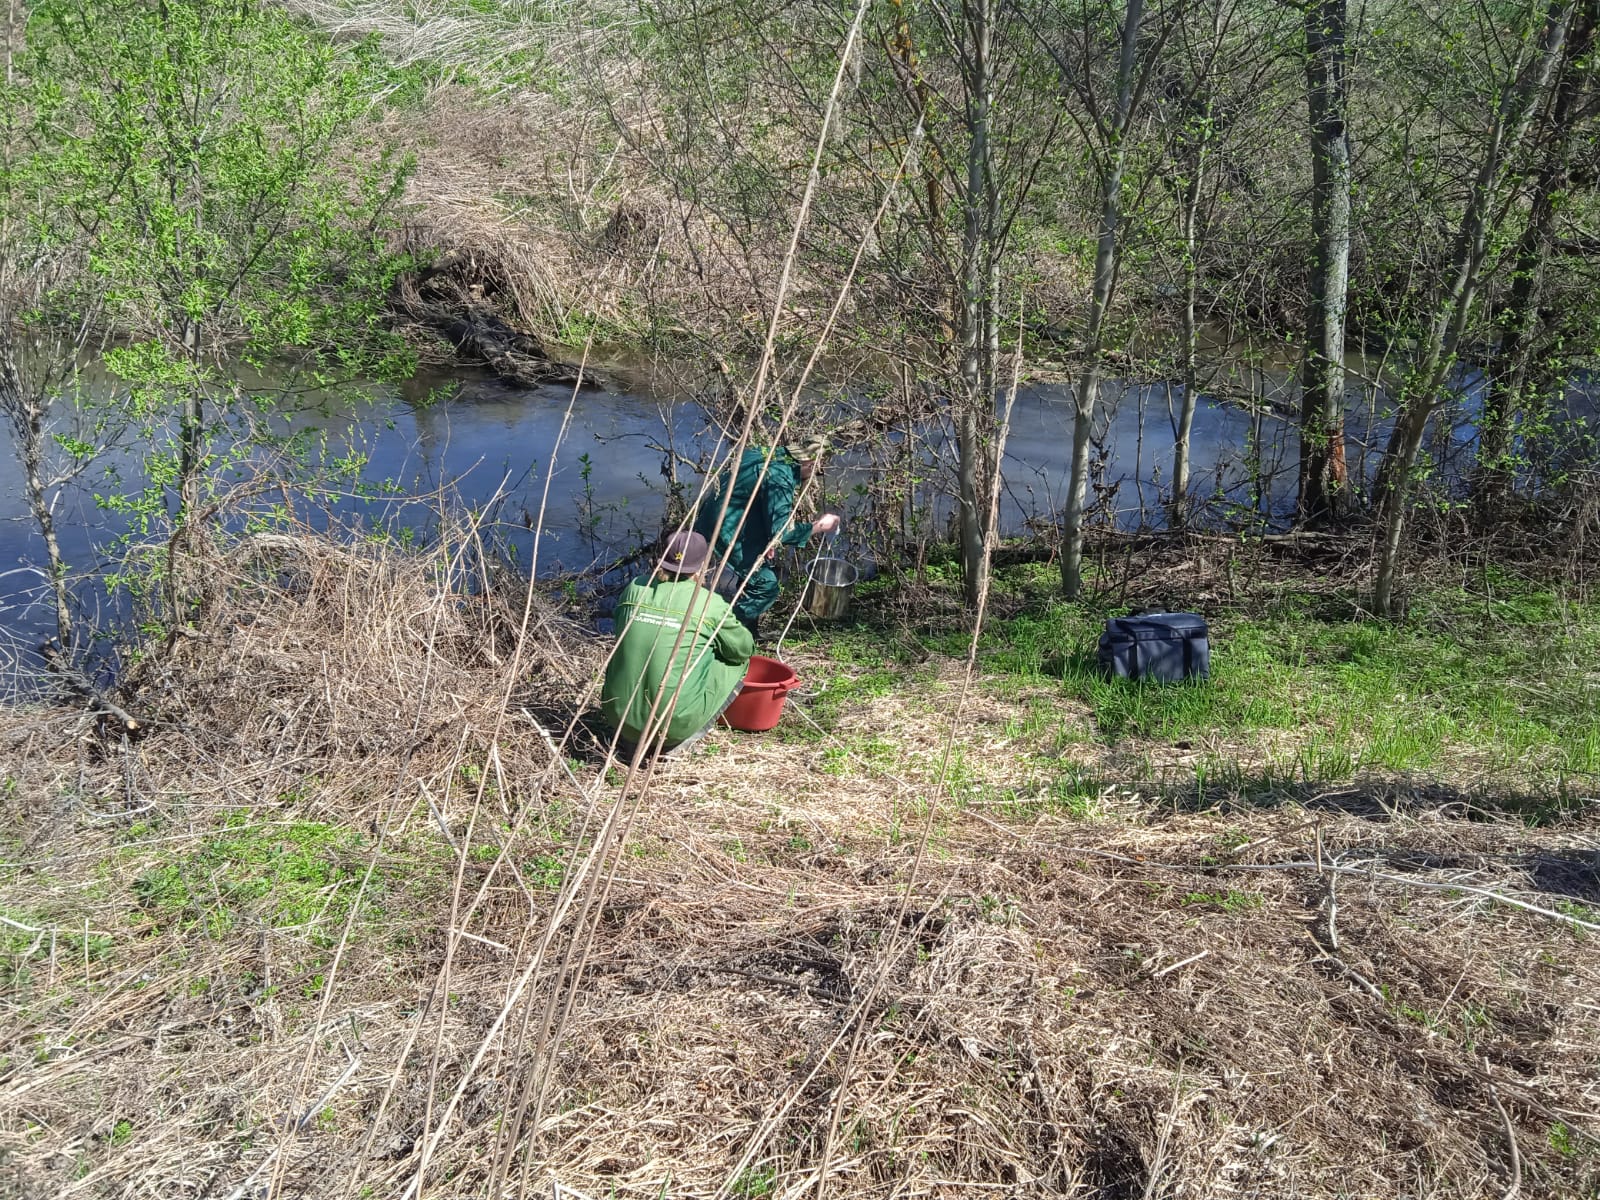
[1,498,1598,1198]
[4,7,1600,1200]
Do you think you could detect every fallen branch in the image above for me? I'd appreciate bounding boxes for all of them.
[39,638,146,737]
[296,1051,362,1131]
[1151,949,1209,979]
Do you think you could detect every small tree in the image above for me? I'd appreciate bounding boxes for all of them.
[1034,0,1179,597]
[1371,0,1576,615]
[2,0,104,648]
[1474,0,1600,510]
[0,256,107,648]
[1154,0,1291,525]
[14,0,414,620]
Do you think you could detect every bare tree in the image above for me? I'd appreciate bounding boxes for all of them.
[1373,0,1576,615]
[1296,0,1351,527]
[955,0,1007,606]
[1167,15,1216,525]
[1160,0,1284,523]
[1033,0,1177,596]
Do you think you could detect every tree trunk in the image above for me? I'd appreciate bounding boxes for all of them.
[1170,2,1228,526]
[0,345,74,644]
[1475,0,1597,510]
[957,0,994,609]
[1171,97,1212,526]
[168,317,206,621]
[1063,0,1143,597]
[1297,0,1352,528]
[1373,0,1575,615]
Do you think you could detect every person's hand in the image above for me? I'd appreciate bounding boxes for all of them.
[814,513,841,535]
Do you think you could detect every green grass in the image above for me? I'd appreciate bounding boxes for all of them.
[959,573,1599,790]
[2,905,116,994]
[773,651,930,742]
[772,562,1594,807]
[1180,889,1263,914]
[818,734,898,777]
[132,815,375,946]
[972,767,1104,820]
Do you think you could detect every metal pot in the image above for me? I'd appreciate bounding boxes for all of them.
[803,557,858,619]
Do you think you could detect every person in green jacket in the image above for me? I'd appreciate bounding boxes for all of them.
[692,434,841,638]
[600,530,753,755]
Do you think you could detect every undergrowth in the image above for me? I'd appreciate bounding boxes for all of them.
[2,529,1597,1199]
[781,556,1598,804]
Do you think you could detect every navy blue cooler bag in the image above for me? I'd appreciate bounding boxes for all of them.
[1098,612,1210,682]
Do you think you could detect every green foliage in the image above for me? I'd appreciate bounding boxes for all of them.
[132,816,372,946]
[524,855,566,889]
[731,1166,777,1198]
[8,0,416,540]
[1548,1121,1577,1158]
[20,0,412,357]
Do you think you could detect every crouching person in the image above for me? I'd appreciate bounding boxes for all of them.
[600,531,754,757]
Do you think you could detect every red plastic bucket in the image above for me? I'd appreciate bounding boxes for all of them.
[720,655,798,732]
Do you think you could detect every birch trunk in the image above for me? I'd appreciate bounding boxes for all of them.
[1062,0,1144,596]
[1297,0,1351,528]
[1171,97,1211,526]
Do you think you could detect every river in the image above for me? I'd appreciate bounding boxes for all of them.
[0,347,1576,668]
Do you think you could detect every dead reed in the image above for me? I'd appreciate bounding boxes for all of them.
[1,510,1597,1200]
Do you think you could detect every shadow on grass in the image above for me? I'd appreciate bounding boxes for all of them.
[1157,770,1594,825]
[1359,844,1600,902]
[1521,849,1600,905]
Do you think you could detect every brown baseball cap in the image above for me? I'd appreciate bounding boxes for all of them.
[659,530,710,574]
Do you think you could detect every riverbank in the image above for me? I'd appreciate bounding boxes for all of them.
[1,526,1596,1198]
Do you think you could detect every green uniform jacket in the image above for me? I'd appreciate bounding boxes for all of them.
[601,576,754,745]
[692,448,814,572]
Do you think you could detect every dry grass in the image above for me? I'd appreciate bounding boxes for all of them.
[279,0,601,85]
[2,525,1599,1200]
[286,0,1028,364]
[377,79,788,360]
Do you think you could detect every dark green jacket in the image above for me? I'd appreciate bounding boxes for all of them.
[692,448,814,571]
[601,576,754,745]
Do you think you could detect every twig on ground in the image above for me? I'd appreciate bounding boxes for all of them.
[1483,1056,1522,1200]
[1151,949,1209,979]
